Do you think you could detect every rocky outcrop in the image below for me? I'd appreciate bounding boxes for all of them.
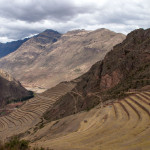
[100,69,123,90]
[44,28,150,121]
[0,70,32,107]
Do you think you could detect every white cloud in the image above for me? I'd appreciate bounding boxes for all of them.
[0,36,14,43]
[0,0,150,42]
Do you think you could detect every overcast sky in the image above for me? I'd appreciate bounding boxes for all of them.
[0,0,150,43]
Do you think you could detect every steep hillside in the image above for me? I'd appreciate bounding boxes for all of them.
[30,91,150,150]
[43,28,150,122]
[0,69,32,107]
[0,28,125,91]
[0,28,149,150]
[0,84,150,150]
[0,82,75,141]
[0,38,29,58]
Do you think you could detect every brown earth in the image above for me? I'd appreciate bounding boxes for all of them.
[0,81,150,150]
[0,82,75,141]
[30,91,150,150]
[0,28,150,150]
[43,28,150,122]
[0,28,125,91]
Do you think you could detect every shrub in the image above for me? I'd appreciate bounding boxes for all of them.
[4,136,29,150]
[0,137,50,150]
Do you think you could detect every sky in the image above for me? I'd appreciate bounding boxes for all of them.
[0,0,150,43]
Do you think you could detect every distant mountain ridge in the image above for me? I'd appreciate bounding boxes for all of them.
[0,38,29,58]
[33,29,61,44]
[0,28,125,91]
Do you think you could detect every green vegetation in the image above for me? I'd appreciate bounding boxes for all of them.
[0,136,51,150]
[0,137,29,150]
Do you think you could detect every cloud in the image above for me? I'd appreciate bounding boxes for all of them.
[0,0,150,42]
[0,0,98,22]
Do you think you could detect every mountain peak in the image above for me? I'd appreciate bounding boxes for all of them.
[126,28,150,41]
[33,29,61,44]
[37,29,61,37]
[43,29,60,34]
[116,28,150,52]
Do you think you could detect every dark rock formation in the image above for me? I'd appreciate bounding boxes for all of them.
[0,70,33,107]
[44,28,150,121]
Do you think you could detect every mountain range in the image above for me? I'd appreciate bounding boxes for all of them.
[0,28,149,150]
[0,28,125,92]
[43,28,150,121]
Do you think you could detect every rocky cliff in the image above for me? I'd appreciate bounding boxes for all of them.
[0,69,32,107]
[44,28,150,121]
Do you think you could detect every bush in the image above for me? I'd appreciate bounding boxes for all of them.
[0,136,50,150]
[6,91,34,104]
[4,136,29,150]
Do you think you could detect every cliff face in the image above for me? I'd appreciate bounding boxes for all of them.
[44,28,150,121]
[99,28,150,91]
[0,29,125,91]
[0,70,32,107]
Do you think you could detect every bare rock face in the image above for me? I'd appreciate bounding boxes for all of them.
[44,28,150,122]
[0,28,125,91]
[100,69,123,90]
[0,70,32,107]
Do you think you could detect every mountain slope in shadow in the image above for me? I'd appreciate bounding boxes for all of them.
[0,38,29,58]
[0,69,32,107]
